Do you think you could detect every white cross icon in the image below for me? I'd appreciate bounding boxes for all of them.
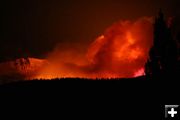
[168,108,177,117]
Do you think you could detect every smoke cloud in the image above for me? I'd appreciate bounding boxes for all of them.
[0,17,154,82]
[33,17,153,79]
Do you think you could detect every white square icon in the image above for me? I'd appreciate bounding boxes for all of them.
[165,105,179,118]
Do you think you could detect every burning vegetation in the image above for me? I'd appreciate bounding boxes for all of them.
[0,17,153,80]
[1,11,179,82]
[31,17,153,79]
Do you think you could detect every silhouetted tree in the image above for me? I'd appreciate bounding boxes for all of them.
[145,10,178,79]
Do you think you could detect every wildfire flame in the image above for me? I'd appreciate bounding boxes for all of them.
[0,17,153,80]
[85,17,153,78]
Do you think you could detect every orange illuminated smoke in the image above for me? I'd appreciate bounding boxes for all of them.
[86,17,153,78]
[17,17,153,79]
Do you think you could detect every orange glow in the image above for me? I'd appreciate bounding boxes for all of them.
[133,68,145,77]
[0,17,153,80]
[0,58,47,79]
[33,17,153,79]
[113,32,143,61]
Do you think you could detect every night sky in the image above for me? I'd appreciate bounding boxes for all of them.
[1,0,180,59]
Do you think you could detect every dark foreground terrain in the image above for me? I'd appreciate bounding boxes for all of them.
[0,76,179,119]
[0,76,179,99]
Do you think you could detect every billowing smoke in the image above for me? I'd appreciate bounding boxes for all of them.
[33,17,153,79]
[0,17,153,81]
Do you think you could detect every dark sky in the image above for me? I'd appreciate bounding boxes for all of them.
[1,0,179,59]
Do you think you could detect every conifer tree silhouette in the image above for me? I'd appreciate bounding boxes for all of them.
[145,10,178,79]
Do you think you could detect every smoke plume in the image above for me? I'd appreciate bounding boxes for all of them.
[33,17,153,79]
